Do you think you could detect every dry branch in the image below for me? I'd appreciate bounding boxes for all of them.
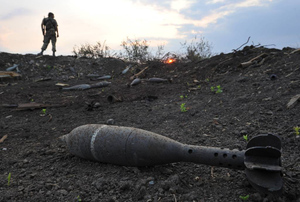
[130,66,149,80]
[290,48,300,54]
[1,103,66,110]
[0,135,8,143]
[239,53,268,68]
[287,94,300,109]
[233,36,250,52]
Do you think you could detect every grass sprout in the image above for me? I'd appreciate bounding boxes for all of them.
[7,173,11,186]
[180,103,187,112]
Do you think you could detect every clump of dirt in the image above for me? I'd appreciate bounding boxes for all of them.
[0,46,300,202]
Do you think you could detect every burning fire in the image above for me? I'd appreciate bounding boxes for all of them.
[166,58,175,64]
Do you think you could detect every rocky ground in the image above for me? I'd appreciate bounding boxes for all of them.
[0,46,299,202]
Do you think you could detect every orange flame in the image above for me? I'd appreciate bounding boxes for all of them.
[166,58,175,64]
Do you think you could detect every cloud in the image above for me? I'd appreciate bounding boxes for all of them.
[206,0,226,4]
[179,0,274,31]
[170,0,196,12]
[0,8,33,20]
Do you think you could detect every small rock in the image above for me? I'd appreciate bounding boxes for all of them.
[236,77,249,82]
[266,111,273,115]
[94,102,101,108]
[18,186,25,192]
[169,186,178,194]
[168,174,180,185]
[107,119,115,125]
[215,124,223,130]
[233,130,240,136]
[120,181,131,191]
[240,130,247,135]
[58,189,68,195]
[251,193,262,201]
[23,159,29,164]
[93,177,107,191]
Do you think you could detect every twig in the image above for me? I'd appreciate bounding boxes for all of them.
[233,36,250,52]
[238,53,268,68]
[173,194,177,202]
[287,94,300,109]
[290,48,300,54]
[130,66,149,80]
[48,114,53,122]
[0,135,8,143]
[211,166,215,178]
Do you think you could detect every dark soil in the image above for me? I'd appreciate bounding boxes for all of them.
[0,46,299,202]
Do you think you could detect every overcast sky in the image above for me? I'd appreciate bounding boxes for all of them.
[0,0,299,56]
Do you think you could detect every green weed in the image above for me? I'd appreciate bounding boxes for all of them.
[180,95,187,99]
[7,173,11,186]
[294,126,300,136]
[180,103,187,112]
[211,85,223,93]
[243,135,248,142]
[239,194,249,200]
[216,85,223,93]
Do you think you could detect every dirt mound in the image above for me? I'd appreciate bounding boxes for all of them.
[0,46,300,201]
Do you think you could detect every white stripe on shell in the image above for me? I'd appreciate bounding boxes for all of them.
[90,125,107,161]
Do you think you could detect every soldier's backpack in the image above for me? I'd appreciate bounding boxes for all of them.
[43,18,56,31]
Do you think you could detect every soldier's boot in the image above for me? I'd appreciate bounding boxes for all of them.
[37,50,44,56]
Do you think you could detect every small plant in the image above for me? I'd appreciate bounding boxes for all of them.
[77,195,82,202]
[180,103,187,112]
[7,173,11,186]
[243,135,248,142]
[215,85,223,93]
[120,37,150,62]
[197,85,201,89]
[294,126,300,136]
[211,85,223,93]
[180,35,213,61]
[180,95,187,99]
[205,78,210,82]
[239,194,249,200]
[73,41,112,59]
[41,108,46,114]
